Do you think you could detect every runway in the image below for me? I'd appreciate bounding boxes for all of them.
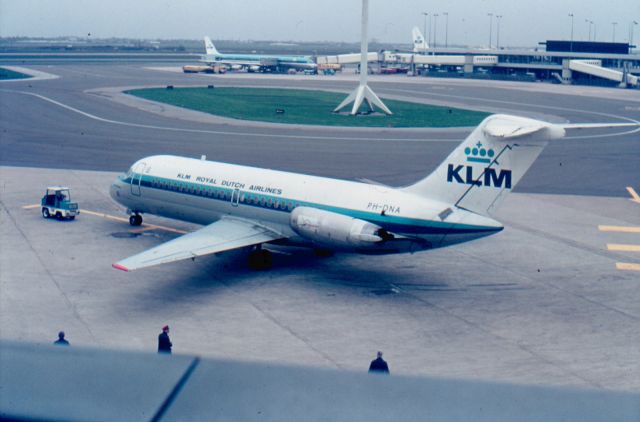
[1,63,639,393]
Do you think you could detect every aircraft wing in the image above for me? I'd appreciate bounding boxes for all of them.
[112,217,285,272]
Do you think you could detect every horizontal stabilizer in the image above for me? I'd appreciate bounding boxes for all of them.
[482,115,563,141]
[483,118,546,139]
[558,122,639,130]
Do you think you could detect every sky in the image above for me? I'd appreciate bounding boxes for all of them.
[1,0,639,48]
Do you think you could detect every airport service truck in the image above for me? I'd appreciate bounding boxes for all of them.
[41,187,80,220]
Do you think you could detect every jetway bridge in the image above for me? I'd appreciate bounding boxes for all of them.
[564,59,639,87]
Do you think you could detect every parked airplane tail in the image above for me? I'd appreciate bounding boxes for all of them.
[412,27,428,53]
[403,115,637,216]
[204,36,220,56]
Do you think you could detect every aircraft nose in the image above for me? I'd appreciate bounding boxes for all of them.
[109,179,123,202]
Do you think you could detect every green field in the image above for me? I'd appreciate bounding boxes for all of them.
[126,87,489,128]
[0,68,31,80]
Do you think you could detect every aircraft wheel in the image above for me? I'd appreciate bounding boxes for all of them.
[42,208,50,218]
[129,214,142,226]
[313,248,334,257]
[248,248,272,270]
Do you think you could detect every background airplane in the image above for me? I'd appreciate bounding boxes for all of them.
[201,36,317,73]
[110,114,636,271]
[412,26,428,53]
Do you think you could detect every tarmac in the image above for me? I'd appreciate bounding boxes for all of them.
[1,165,638,392]
[1,62,639,397]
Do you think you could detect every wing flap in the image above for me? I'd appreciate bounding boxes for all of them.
[113,217,284,271]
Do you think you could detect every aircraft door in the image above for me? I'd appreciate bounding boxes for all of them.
[131,162,146,196]
[231,188,240,207]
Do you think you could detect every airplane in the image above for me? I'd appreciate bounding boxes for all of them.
[110,114,636,271]
[201,36,317,73]
[412,26,428,53]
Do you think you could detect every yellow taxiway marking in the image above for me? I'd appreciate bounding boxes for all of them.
[23,204,187,235]
[601,188,640,271]
[607,244,640,252]
[598,225,640,234]
[627,187,640,204]
[616,262,640,271]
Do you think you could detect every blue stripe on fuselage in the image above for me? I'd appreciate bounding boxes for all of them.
[121,174,501,236]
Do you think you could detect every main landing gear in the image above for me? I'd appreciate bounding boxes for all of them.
[129,213,143,226]
[248,246,273,270]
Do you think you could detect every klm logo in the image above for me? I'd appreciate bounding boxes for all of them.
[447,142,511,188]
[447,165,512,188]
[465,142,494,164]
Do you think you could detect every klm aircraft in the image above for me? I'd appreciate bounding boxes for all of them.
[201,36,317,73]
[412,26,428,53]
[110,114,634,271]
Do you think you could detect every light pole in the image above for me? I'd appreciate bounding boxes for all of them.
[433,13,439,48]
[443,12,449,48]
[422,12,429,46]
[487,13,493,48]
[630,21,638,46]
[462,18,468,47]
[496,15,503,49]
[568,13,574,51]
[612,22,618,42]
[594,22,597,41]
[585,19,591,41]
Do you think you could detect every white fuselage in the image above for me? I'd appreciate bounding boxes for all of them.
[110,155,502,253]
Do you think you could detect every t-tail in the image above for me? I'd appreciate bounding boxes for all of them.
[204,36,220,56]
[412,26,428,53]
[403,114,638,217]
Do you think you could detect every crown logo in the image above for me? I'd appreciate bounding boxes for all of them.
[465,142,495,164]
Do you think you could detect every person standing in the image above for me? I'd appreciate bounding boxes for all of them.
[158,325,172,354]
[54,331,69,346]
[368,351,389,374]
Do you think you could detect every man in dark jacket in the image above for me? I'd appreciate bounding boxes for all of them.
[54,331,69,346]
[158,325,172,354]
[368,351,389,374]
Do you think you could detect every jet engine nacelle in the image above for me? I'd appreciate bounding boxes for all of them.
[290,207,387,249]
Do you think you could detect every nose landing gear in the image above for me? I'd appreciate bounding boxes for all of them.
[129,213,143,226]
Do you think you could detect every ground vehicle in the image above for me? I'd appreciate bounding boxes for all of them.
[41,187,79,220]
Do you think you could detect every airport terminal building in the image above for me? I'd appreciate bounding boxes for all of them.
[403,40,640,88]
